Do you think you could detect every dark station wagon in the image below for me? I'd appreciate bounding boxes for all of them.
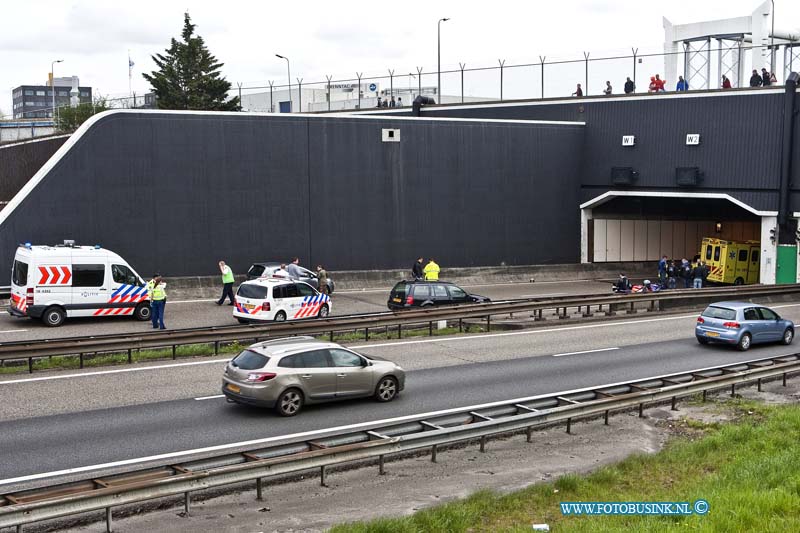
[387,280,490,310]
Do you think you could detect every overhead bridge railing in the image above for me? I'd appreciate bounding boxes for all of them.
[2,283,800,373]
[1,353,798,531]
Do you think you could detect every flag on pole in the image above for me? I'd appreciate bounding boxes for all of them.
[128,51,134,97]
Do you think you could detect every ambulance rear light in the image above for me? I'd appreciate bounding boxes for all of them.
[262,302,271,312]
[26,287,34,306]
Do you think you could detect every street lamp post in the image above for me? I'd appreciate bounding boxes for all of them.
[770,0,775,74]
[437,18,450,99]
[50,59,63,121]
[275,54,291,112]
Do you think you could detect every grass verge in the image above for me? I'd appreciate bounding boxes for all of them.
[0,323,485,375]
[330,400,800,533]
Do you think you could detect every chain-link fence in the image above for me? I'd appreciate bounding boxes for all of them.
[234,43,800,114]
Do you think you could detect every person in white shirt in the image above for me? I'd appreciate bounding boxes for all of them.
[273,264,291,278]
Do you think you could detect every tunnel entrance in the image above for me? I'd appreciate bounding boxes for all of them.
[580,192,781,284]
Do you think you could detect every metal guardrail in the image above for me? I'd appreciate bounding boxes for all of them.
[2,284,800,373]
[1,353,798,530]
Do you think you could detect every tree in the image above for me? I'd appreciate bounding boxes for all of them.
[55,98,109,133]
[143,13,240,111]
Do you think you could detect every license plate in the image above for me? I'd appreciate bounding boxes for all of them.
[227,383,241,393]
[392,297,402,303]
[705,332,720,337]
[244,304,255,310]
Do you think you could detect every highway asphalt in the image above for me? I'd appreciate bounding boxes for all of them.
[2,301,800,491]
[0,279,608,343]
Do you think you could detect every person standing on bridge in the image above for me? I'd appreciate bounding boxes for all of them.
[572,83,583,97]
[423,258,440,281]
[216,261,235,306]
[676,76,689,91]
[147,274,167,329]
[603,81,612,95]
[721,75,732,89]
[624,77,635,94]
[749,70,763,87]
[761,68,771,87]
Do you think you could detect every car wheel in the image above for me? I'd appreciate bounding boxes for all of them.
[42,306,66,327]
[318,304,330,318]
[733,277,744,286]
[374,376,398,402]
[696,336,709,345]
[275,389,304,417]
[782,328,794,345]
[133,302,151,321]
[737,333,752,351]
[237,318,249,324]
[274,311,287,322]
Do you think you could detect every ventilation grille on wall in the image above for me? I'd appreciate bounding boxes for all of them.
[676,167,702,187]
[611,167,638,186]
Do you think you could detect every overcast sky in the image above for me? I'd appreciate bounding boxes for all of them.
[2,0,799,117]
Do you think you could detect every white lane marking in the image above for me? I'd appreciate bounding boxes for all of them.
[0,329,29,334]
[552,347,619,358]
[0,358,231,386]
[194,394,225,401]
[1,351,791,488]
[3,303,797,386]
[351,303,800,350]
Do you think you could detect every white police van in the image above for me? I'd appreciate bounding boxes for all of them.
[9,241,151,327]
[233,277,331,323]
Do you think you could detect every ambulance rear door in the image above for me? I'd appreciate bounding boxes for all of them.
[705,240,724,283]
[747,247,760,284]
[733,246,751,285]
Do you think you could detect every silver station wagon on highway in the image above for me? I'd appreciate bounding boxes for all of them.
[695,301,794,351]
[222,337,405,416]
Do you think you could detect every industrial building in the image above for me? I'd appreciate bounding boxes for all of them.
[11,77,92,119]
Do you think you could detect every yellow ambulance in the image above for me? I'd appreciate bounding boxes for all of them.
[700,237,760,285]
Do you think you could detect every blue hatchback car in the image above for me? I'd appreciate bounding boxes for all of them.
[696,302,794,351]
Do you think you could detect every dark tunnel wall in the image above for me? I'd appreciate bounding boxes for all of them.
[0,112,584,280]
[417,90,799,214]
[0,136,68,202]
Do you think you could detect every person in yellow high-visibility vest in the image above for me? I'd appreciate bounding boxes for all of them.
[216,260,235,305]
[146,274,167,329]
[423,258,440,281]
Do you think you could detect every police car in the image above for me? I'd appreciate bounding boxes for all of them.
[9,241,150,327]
[233,277,331,323]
